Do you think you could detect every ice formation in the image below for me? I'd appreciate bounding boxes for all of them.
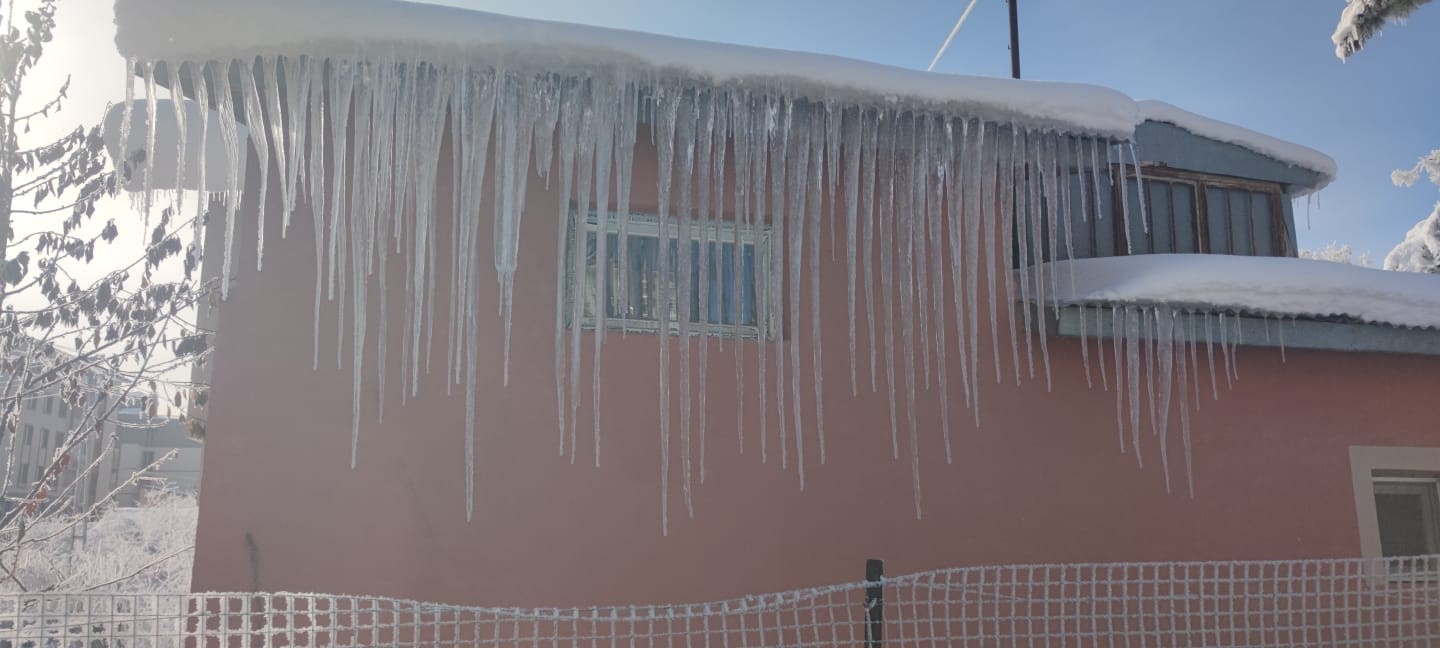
[113,0,1342,532]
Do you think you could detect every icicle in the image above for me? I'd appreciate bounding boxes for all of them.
[261,57,290,236]
[861,110,880,394]
[695,90,716,481]
[976,123,999,397]
[654,87,679,535]
[553,78,582,458]
[1080,302,1092,389]
[212,60,244,303]
[998,126,1021,386]
[1095,306,1109,392]
[729,92,750,455]
[960,120,985,419]
[676,89,697,510]
[753,95,770,465]
[784,102,810,487]
[1129,142,1150,235]
[569,79,597,467]
[1155,308,1175,493]
[118,58,136,188]
[185,62,210,264]
[1012,129,1036,380]
[926,119,952,464]
[1218,313,1233,390]
[897,113,923,518]
[1114,141,1132,255]
[911,115,933,390]
[167,61,187,216]
[1112,306,1126,453]
[842,109,862,397]
[807,110,827,466]
[140,60,159,223]
[1204,312,1219,400]
[878,110,900,460]
[238,59,272,271]
[1125,307,1143,467]
[768,96,791,472]
[943,119,973,414]
[592,81,617,469]
[1036,133,1060,389]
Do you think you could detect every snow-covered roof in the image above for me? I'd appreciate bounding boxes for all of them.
[1136,101,1337,193]
[1035,254,1440,331]
[113,0,1333,184]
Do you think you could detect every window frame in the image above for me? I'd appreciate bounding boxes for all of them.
[1112,165,1291,258]
[566,208,777,341]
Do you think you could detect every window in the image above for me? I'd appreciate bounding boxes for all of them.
[43,395,53,415]
[566,211,773,338]
[40,428,50,450]
[1350,447,1440,581]
[1127,170,1286,256]
[58,399,69,418]
[141,450,157,466]
[22,424,33,445]
[1373,477,1440,559]
[25,397,35,411]
[1075,167,1289,259]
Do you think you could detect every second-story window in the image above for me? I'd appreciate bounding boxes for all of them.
[567,211,774,339]
[1115,168,1289,257]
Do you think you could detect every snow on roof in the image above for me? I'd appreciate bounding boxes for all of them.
[1136,101,1337,193]
[114,0,1331,183]
[1035,254,1440,331]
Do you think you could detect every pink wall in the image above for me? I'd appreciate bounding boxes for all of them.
[191,132,1440,609]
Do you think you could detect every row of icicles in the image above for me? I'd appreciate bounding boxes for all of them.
[119,55,1288,532]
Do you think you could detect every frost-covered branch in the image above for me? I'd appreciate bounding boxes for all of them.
[1333,0,1435,59]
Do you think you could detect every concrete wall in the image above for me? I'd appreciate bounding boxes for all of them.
[189,125,1440,609]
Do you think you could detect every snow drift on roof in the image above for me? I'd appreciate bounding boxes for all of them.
[1036,254,1440,330]
[1136,101,1337,193]
[114,0,1331,179]
[112,0,1137,137]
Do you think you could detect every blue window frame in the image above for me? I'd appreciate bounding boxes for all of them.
[567,210,774,339]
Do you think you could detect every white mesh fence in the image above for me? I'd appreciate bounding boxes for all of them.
[3,555,1439,647]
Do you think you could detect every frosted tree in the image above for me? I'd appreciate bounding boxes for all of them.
[0,0,210,592]
[1299,242,1373,267]
[1332,1,1440,273]
[0,490,196,593]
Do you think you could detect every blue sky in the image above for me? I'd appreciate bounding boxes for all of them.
[449,0,1440,263]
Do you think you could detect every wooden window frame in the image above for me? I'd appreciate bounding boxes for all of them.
[1112,164,1291,257]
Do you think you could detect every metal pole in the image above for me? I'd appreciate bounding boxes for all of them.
[1008,0,1021,79]
[864,559,884,647]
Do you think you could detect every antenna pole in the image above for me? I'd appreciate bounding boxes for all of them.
[1008,0,1021,79]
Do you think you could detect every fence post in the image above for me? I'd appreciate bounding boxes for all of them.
[864,559,884,647]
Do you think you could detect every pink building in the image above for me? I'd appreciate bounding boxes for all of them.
[100,0,1440,641]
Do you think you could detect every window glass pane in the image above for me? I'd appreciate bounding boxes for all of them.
[1227,190,1253,256]
[1172,183,1198,253]
[1206,187,1231,254]
[1375,481,1440,558]
[1068,174,1094,259]
[1251,192,1275,256]
[1147,181,1173,254]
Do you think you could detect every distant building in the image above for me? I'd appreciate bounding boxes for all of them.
[105,409,203,506]
[2,395,202,516]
